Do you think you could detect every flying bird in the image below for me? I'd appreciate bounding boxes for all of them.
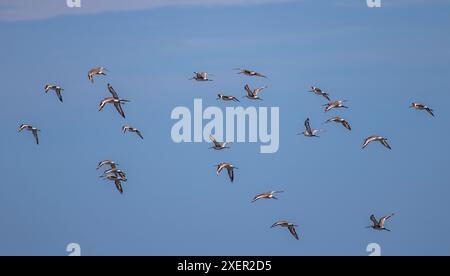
[98,84,130,118]
[309,86,331,101]
[251,191,284,203]
[215,163,237,182]
[18,124,40,145]
[99,97,130,118]
[209,135,231,150]
[324,100,348,112]
[410,103,434,117]
[88,67,108,83]
[367,214,395,232]
[122,125,144,139]
[362,135,391,150]
[235,68,267,78]
[44,84,64,102]
[217,94,240,102]
[244,84,266,100]
[104,175,127,194]
[101,168,127,180]
[190,72,213,81]
[325,116,352,131]
[271,221,299,240]
[299,118,320,137]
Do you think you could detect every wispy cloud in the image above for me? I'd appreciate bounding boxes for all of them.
[0,0,296,22]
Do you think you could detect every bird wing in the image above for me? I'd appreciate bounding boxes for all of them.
[362,136,375,149]
[255,72,267,78]
[114,102,126,118]
[370,215,379,226]
[342,120,351,131]
[252,193,269,202]
[322,93,331,101]
[379,214,394,228]
[381,139,392,150]
[288,226,299,240]
[33,130,39,145]
[426,108,435,117]
[227,167,234,182]
[254,87,266,95]
[216,164,226,175]
[19,124,28,132]
[108,84,119,99]
[209,135,218,145]
[244,85,253,97]
[115,179,124,194]
[271,221,288,228]
[56,90,63,103]
[136,130,144,139]
[305,118,312,133]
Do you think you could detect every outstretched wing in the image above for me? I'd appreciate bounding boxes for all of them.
[362,136,375,149]
[381,139,392,150]
[56,90,63,103]
[304,118,312,133]
[136,130,144,139]
[33,130,39,145]
[244,84,253,97]
[288,226,299,240]
[115,179,124,194]
[342,120,351,131]
[209,135,219,146]
[114,102,126,118]
[227,167,234,182]
[108,84,119,99]
[370,215,379,226]
[379,214,394,228]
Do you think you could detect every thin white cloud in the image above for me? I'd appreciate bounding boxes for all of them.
[0,0,296,22]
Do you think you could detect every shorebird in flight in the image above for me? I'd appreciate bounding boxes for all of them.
[96,160,118,170]
[18,124,40,145]
[362,135,391,150]
[88,67,108,83]
[309,86,331,101]
[410,103,434,117]
[101,167,127,180]
[190,72,213,81]
[122,125,144,140]
[324,100,348,112]
[215,163,237,182]
[325,116,352,131]
[104,175,127,194]
[299,118,320,137]
[209,135,231,150]
[99,84,130,118]
[251,191,284,203]
[367,214,395,232]
[44,84,64,103]
[244,84,266,100]
[271,221,299,240]
[217,94,240,102]
[235,68,267,78]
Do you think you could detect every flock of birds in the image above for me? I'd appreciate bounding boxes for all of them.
[17,66,436,242]
[185,68,435,240]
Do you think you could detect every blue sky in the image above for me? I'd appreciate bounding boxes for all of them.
[0,0,450,256]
